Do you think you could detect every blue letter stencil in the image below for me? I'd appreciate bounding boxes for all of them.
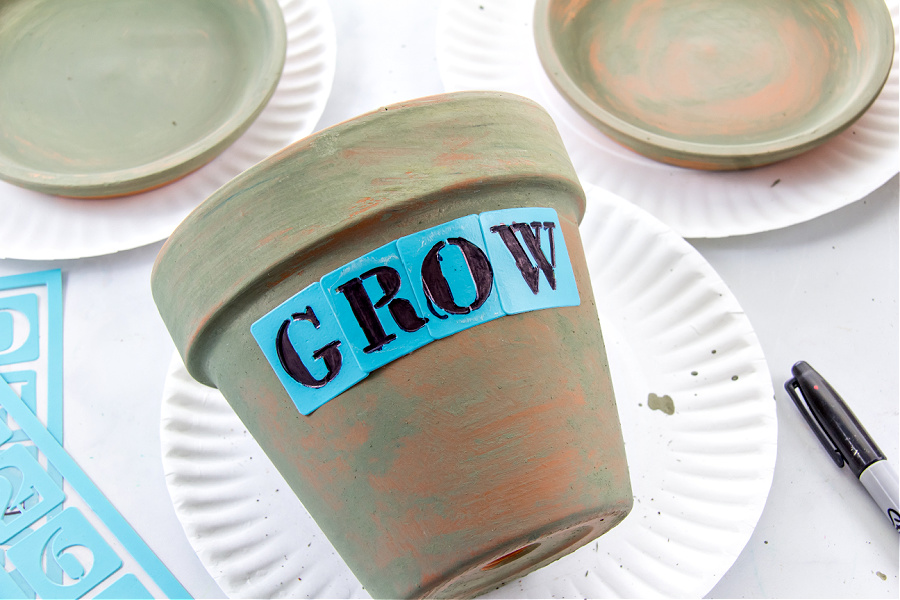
[322,242,433,372]
[397,215,505,339]
[253,208,582,415]
[480,208,580,314]
[251,282,367,416]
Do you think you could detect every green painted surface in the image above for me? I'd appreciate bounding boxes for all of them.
[0,0,285,197]
[152,92,632,598]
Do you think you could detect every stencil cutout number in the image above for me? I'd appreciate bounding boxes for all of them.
[0,445,65,543]
[7,507,123,598]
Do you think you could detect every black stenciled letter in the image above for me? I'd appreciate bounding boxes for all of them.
[336,266,428,354]
[421,237,494,317]
[489,221,557,294]
[276,306,342,389]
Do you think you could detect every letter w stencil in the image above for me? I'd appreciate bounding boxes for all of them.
[489,221,557,294]
[479,208,580,315]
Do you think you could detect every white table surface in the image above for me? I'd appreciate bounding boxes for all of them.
[0,2,896,598]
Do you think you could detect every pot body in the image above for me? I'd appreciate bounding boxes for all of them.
[152,92,632,599]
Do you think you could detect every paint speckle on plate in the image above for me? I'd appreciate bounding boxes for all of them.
[647,393,675,415]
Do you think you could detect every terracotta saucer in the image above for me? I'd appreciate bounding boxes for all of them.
[534,0,895,170]
[0,0,286,198]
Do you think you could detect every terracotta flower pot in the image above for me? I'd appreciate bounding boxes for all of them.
[151,91,632,599]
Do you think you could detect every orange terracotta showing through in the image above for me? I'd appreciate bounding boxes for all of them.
[535,0,895,169]
[584,1,833,141]
[481,543,540,571]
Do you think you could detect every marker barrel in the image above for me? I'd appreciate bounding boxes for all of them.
[859,460,900,532]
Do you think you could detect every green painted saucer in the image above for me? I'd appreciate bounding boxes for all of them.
[0,0,286,198]
[534,0,895,170]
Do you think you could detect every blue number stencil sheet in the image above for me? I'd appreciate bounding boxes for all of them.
[0,269,188,599]
[0,270,67,592]
[0,269,63,445]
[0,378,190,599]
[254,207,582,416]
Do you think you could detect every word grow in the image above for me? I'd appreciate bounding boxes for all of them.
[251,206,580,415]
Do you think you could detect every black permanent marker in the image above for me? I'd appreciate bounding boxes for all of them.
[785,361,899,532]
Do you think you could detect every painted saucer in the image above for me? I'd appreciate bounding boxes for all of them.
[0,0,287,198]
[533,0,895,170]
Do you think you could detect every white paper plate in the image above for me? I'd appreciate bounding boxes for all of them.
[159,186,777,599]
[0,0,336,260]
[436,0,899,238]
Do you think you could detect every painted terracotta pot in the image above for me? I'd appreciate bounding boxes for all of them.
[151,91,632,599]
